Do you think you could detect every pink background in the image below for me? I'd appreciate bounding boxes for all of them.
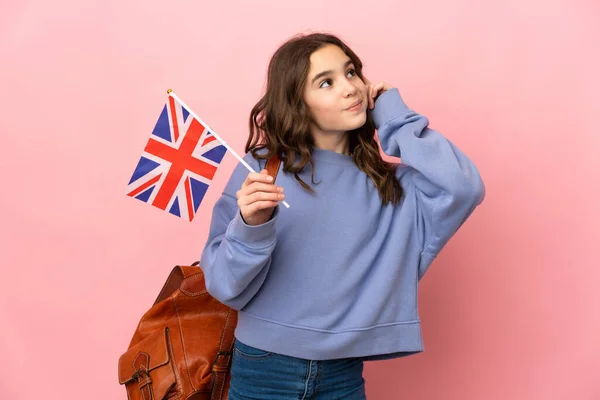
[1,0,599,399]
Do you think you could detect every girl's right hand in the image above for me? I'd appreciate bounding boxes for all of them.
[237,169,285,226]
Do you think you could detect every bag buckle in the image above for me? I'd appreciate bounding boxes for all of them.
[131,368,152,388]
[212,351,233,370]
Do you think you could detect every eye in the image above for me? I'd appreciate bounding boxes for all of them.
[318,68,356,88]
[319,79,332,88]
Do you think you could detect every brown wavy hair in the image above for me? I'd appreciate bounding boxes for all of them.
[246,32,403,205]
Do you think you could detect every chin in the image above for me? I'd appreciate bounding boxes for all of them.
[345,113,368,131]
[321,113,368,133]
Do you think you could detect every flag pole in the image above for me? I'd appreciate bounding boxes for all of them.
[167,89,290,209]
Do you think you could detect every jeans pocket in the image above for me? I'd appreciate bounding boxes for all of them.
[233,339,272,359]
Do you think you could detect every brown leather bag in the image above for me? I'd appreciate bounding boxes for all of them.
[118,155,281,400]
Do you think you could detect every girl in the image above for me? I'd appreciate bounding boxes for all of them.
[200,32,485,399]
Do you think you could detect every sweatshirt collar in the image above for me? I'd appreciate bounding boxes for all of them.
[311,147,355,166]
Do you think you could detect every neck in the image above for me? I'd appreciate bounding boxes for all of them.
[311,131,350,155]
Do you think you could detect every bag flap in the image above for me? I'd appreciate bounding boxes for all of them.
[118,327,170,384]
[153,263,202,305]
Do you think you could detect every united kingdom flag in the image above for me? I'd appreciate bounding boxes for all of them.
[126,96,227,221]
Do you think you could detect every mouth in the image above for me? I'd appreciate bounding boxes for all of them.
[345,100,363,111]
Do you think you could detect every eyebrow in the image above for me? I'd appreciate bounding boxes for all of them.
[311,59,354,85]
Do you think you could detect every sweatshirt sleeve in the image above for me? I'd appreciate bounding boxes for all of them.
[199,153,279,309]
[371,88,486,280]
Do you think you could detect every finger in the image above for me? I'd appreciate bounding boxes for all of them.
[237,185,280,201]
[371,86,378,109]
[243,170,274,187]
[248,200,280,213]
[243,181,283,196]
[258,169,275,182]
[239,191,284,207]
[372,83,384,98]
[370,83,385,108]
[237,182,282,201]
[248,191,285,205]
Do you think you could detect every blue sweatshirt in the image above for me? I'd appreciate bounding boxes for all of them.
[199,88,485,361]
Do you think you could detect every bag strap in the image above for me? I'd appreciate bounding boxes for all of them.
[153,266,185,306]
[210,308,237,400]
[265,153,282,182]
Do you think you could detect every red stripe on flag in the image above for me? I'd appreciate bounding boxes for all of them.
[169,96,179,142]
[184,176,194,221]
[149,119,215,210]
[202,135,217,146]
[127,173,162,197]
[144,138,218,179]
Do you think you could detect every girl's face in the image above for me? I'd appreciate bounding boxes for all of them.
[302,44,368,141]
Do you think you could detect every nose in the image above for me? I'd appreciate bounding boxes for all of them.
[342,77,359,97]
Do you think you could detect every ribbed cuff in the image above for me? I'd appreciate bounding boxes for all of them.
[226,206,279,248]
[372,88,412,130]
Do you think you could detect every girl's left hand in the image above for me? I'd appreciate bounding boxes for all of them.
[363,77,392,109]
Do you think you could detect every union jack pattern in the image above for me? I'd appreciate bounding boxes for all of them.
[126,96,227,221]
